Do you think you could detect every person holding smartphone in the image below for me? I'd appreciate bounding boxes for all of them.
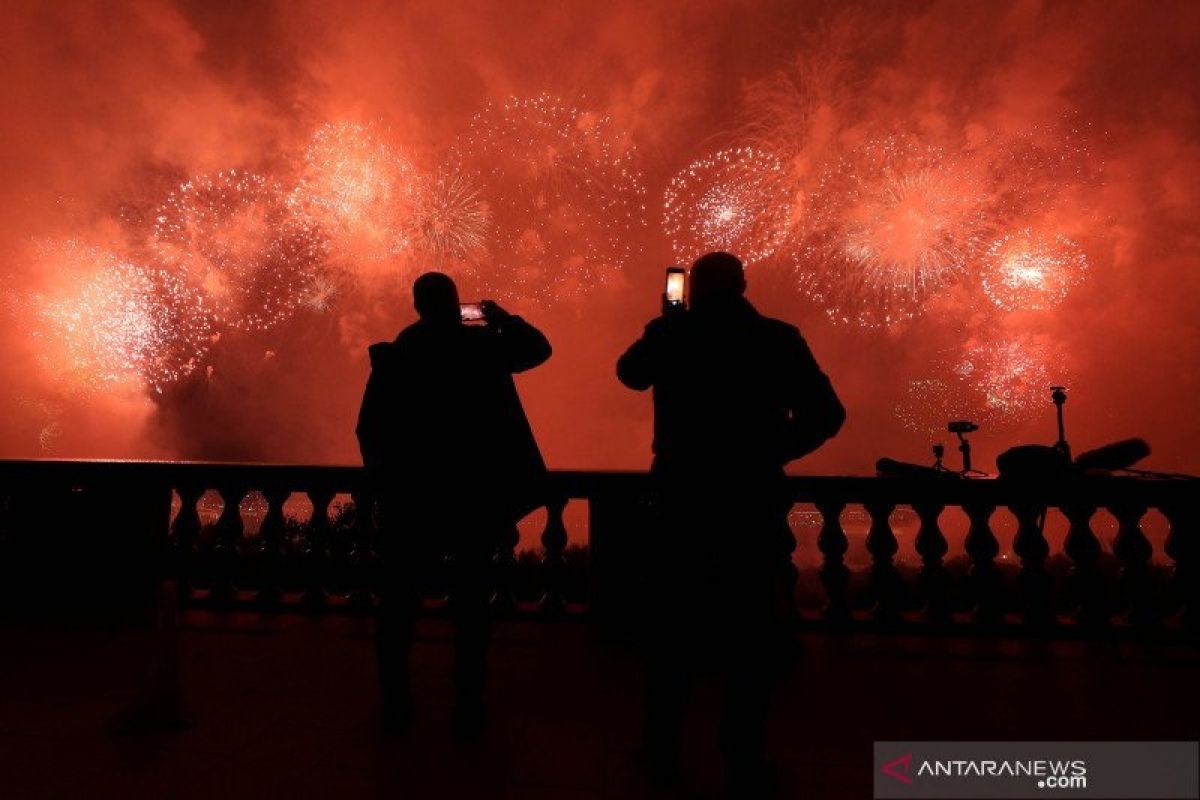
[617,251,845,796]
[356,271,552,737]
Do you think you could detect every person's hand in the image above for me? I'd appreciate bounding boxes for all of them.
[481,300,512,326]
[660,293,686,318]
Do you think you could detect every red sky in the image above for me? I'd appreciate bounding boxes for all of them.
[0,0,1197,476]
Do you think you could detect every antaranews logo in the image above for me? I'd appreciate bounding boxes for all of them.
[873,741,1199,800]
[881,754,913,785]
[879,754,1086,790]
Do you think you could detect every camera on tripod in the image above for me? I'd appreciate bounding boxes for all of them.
[948,420,978,435]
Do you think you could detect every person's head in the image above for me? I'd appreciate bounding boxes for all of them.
[689,251,746,311]
[413,271,460,323]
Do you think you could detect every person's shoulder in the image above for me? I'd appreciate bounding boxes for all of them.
[754,312,804,342]
[367,340,395,369]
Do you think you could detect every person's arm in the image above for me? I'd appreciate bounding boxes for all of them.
[616,317,669,391]
[781,330,846,462]
[355,343,393,470]
[483,301,552,373]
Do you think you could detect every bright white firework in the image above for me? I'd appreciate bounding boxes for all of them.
[457,94,647,303]
[292,122,417,265]
[981,229,1088,311]
[663,146,794,266]
[153,170,326,331]
[797,136,990,327]
[28,239,212,393]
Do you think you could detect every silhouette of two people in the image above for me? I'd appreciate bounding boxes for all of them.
[617,251,845,794]
[356,272,551,736]
[356,253,844,792]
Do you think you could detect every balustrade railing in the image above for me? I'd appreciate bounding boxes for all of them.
[0,460,1194,634]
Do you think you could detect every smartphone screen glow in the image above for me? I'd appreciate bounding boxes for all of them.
[665,270,685,305]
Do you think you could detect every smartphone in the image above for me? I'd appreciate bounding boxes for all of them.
[460,303,485,322]
[665,267,686,309]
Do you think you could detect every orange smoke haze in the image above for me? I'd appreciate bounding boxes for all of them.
[1,0,1198,475]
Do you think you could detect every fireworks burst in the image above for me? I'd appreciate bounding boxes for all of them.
[299,272,341,313]
[663,146,795,266]
[457,94,647,303]
[797,136,990,326]
[153,170,326,331]
[953,338,1067,427]
[981,229,1088,311]
[408,166,490,263]
[15,396,64,453]
[292,122,418,266]
[894,377,976,435]
[894,337,1070,433]
[28,239,211,392]
[984,122,1104,223]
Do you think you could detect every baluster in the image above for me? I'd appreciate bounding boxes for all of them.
[345,489,375,608]
[816,500,850,622]
[490,523,519,614]
[255,488,289,605]
[913,502,949,622]
[301,489,334,608]
[1011,503,1054,627]
[964,503,1002,624]
[865,501,900,623]
[540,498,569,616]
[1062,503,1106,628]
[1111,501,1157,626]
[170,485,203,599]
[1162,501,1196,628]
[778,503,799,613]
[209,485,247,606]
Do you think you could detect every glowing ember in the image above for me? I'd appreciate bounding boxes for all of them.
[153,170,326,331]
[895,377,976,435]
[29,239,211,392]
[457,94,647,303]
[981,229,1088,311]
[663,146,794,266]
[797,136,990,327]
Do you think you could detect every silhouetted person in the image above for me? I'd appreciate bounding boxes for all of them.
[617,252,845,795]
[356,272,551,736]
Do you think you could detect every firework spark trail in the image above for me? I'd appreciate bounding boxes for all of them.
[663,146,795,266]
[408,165,491,264]
[796,136,991,327]
[299,272,341,313]
[291,122,417,268]
[456,94,647,304]
[28,239,212,393]
[981,229,1088,311]
[153,170,327,331]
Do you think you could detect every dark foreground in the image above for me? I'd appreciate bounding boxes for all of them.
[0,612,1195,800]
